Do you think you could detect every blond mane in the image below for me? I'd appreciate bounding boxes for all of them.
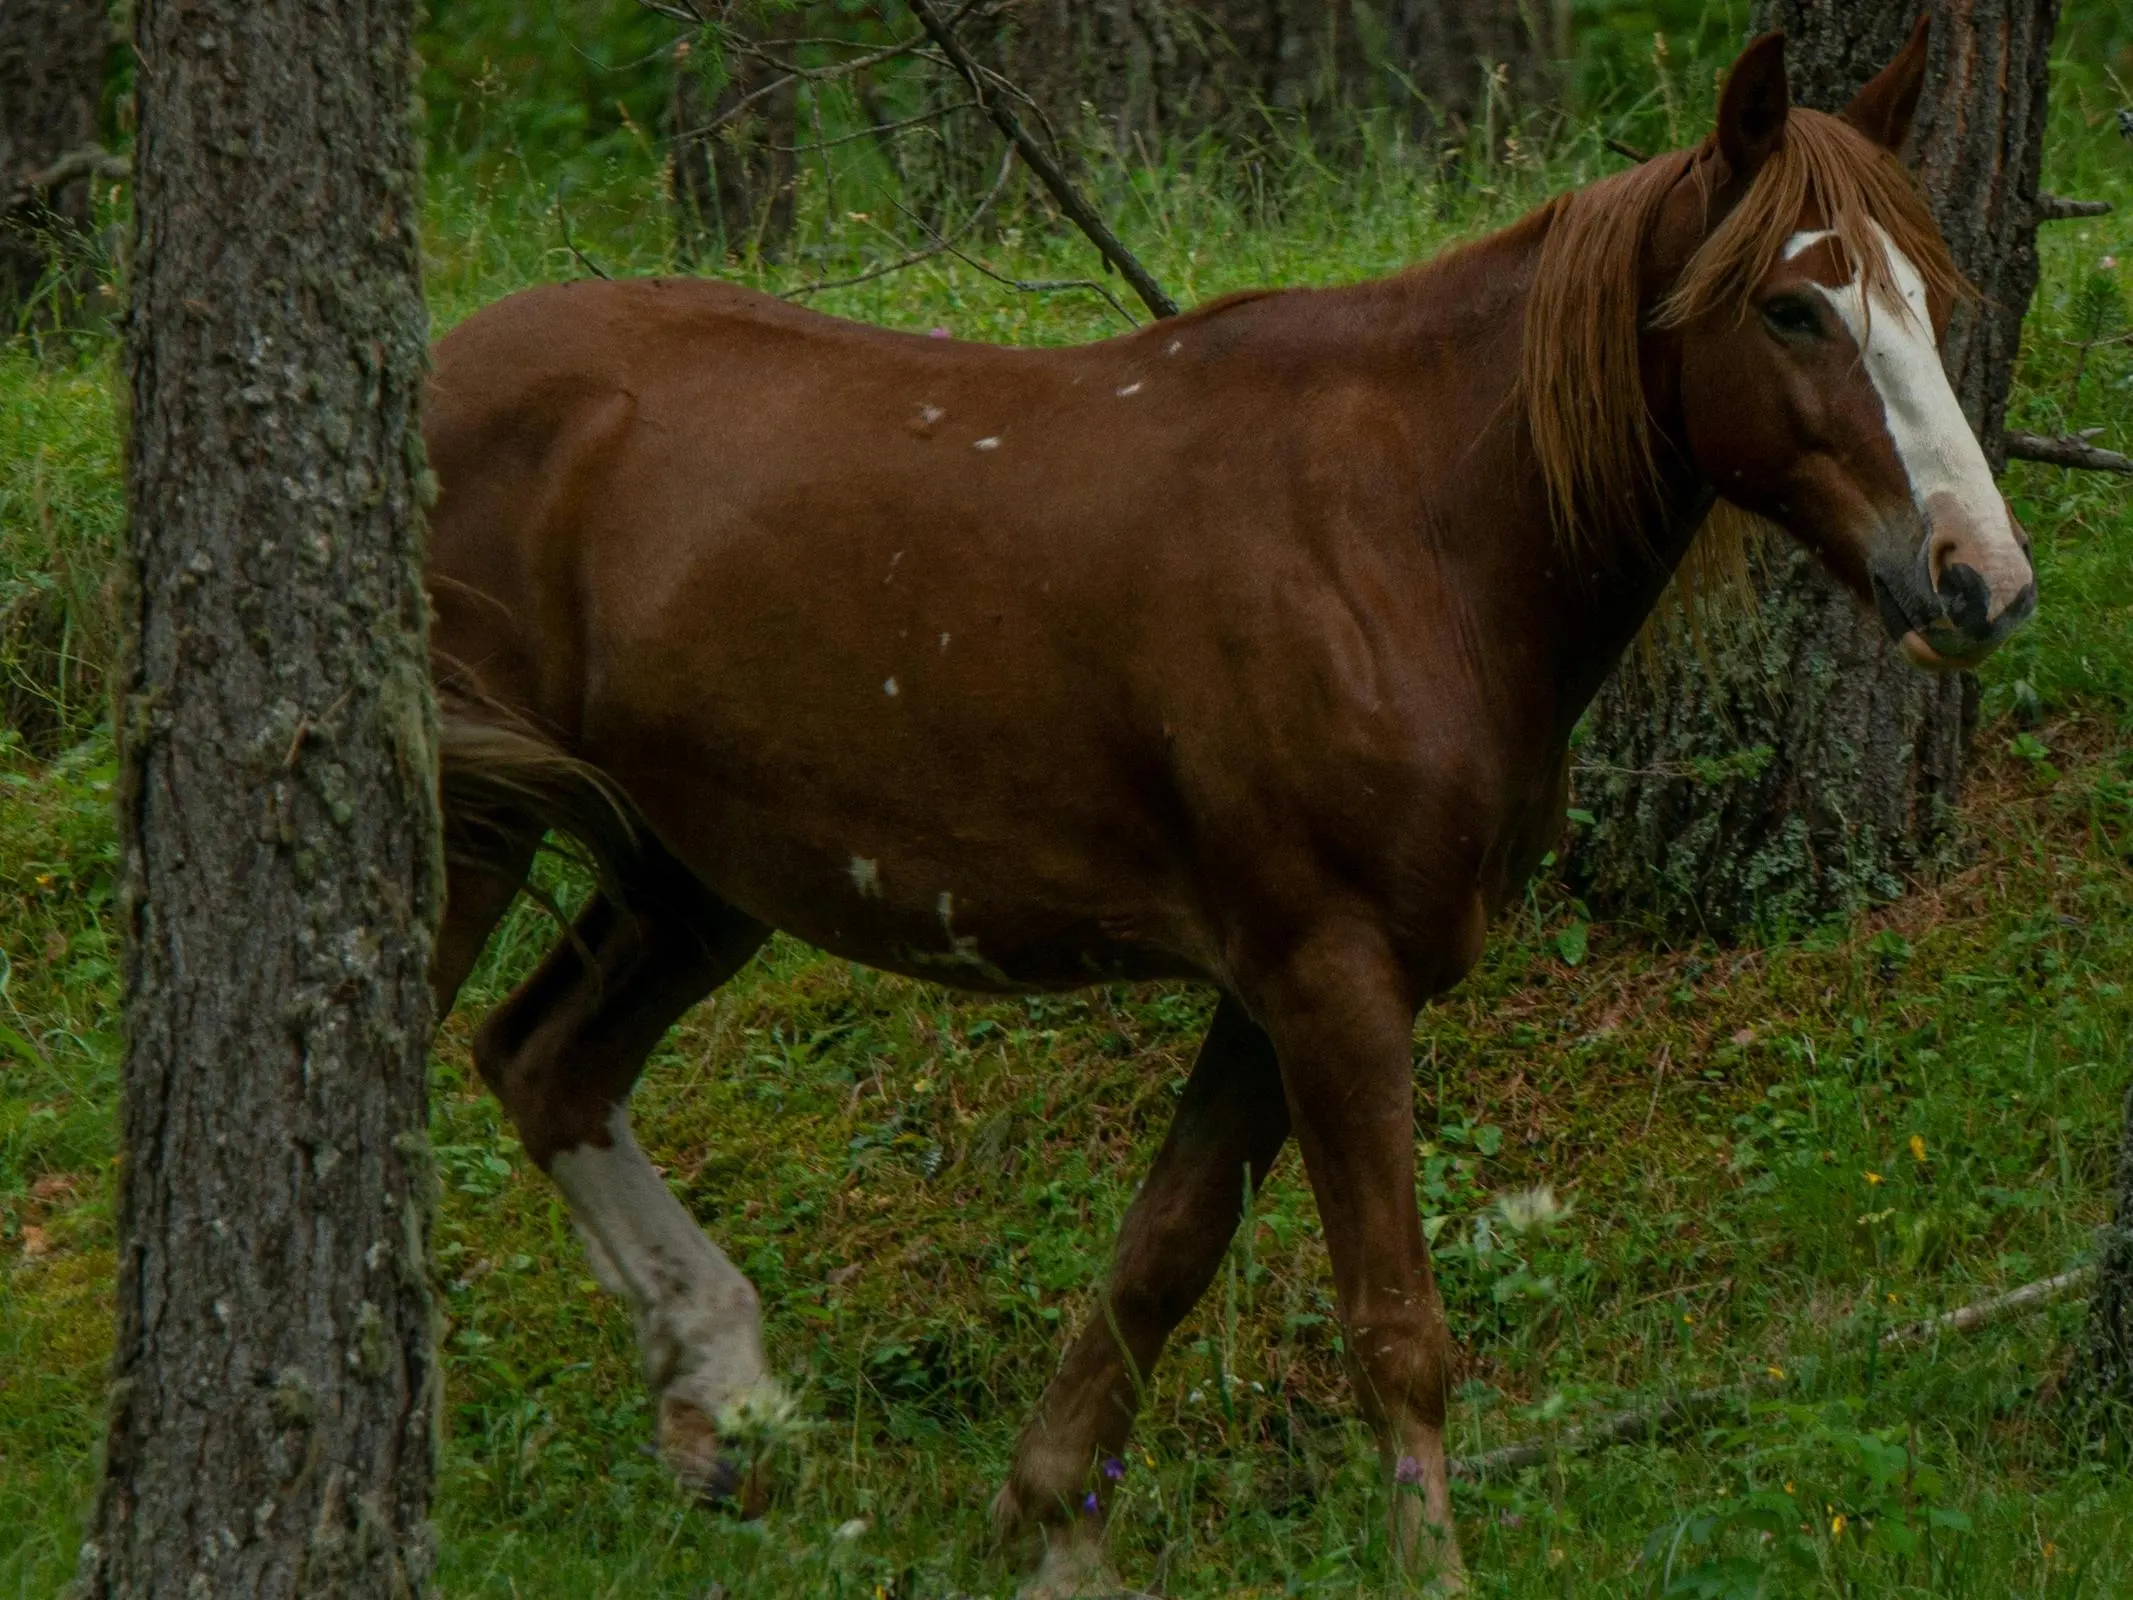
[1522,108,1965,558]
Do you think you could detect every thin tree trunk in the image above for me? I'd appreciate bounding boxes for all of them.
[0,0,108,315]
[1571,0,2057,937]
[671,9,800,263]
[996,1,1544,158]
[2076,1083,2133,1434]
[80,0,439,1594]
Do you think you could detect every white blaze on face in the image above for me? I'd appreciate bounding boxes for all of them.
[1782,224,2030,628]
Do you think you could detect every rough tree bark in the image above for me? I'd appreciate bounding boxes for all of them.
[78,0,440,1595]
[0,0,109,313]
[997,0,1544,157]
[2077,1082,2133,1436]
[1570,0,2058,936]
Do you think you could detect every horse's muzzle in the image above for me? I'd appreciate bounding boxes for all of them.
[1870,510,2036,671]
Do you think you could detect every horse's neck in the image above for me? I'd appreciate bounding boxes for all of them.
[1367,226,1709,732]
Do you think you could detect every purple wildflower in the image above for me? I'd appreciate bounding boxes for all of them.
[928,327,951,339]
[1394,1455,1426,1487]
[1082,1490,1101,1516]
[1101,1457,1126,1482]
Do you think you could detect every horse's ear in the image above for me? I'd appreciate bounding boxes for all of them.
[1717,32,1790,181]
[1842,13,1930,151]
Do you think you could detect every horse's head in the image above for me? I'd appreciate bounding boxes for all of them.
[1659,21,2034,669]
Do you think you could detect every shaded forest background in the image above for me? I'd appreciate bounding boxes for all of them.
[8,3,2133,1598]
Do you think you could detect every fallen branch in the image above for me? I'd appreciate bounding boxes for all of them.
[1880,1266,2096,1347]
[1451,1266,2094,1480]
[1450,1376,1781,1480]
[907,0,1179,320]
[6,145,130,209]
[2005,429,2133,474]
[1602,135,1651,165]
[2036,191,2112,222]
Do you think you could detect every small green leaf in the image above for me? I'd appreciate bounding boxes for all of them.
[1556,919,1589,966]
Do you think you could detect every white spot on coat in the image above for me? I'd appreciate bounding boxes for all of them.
[849,857,881,898]
[1116,380,1142,397]
[918,404,943,424]
[939,632,951,651]
[883,677,899,696]
[974,436,1000,451]
[1165,339,1183,356]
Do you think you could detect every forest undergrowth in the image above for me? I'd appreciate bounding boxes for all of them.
[6,13,2133,1598]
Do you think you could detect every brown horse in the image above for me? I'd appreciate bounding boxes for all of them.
[423,22,2031,1594]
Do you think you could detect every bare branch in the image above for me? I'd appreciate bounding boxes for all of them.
[766,99,980,155]
[669,34,937,146]
[1451,1376,1784,1480]
[6,145,130,209]
[1881,1267,2096,1346]
[553,178,612,281]
[778,146,1014,301]
[2036,191,2112,222]
[907,0,1180,320]
[890,197,1141,326]
[1602,135,1651,164]
[2005,429,2133,474]
[1450,1266,2095,1480]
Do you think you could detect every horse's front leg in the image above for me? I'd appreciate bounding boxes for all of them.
[994,994,1291,1598]
[1256,921,1466,1589]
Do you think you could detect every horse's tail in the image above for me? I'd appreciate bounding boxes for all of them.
[436,690,648,896]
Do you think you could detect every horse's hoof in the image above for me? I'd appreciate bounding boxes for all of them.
[658,1394,767,1518]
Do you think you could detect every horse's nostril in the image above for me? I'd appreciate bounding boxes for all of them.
[1937,561,1992,636]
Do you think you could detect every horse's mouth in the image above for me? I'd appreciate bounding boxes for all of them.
[1874,571,2030,672]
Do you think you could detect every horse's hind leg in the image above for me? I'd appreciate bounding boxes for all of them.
[432,840,540,1019]
[472,879,774,1505]
[995,994,1290,1595]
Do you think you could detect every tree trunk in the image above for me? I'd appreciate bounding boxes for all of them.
[671,10,799,264]
[995,0,1544,157]
[2079,1082,2133,1435]
[0,0,108,315]
[80,0,439,1595]
[2078,1083,2133,1435]
[1570,0,2057,937]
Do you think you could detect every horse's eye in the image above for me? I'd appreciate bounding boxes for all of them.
[1760,295,1825,341]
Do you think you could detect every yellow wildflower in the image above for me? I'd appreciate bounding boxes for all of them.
[1910,1134,1927,1162]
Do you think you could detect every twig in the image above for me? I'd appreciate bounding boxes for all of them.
[1451,1376,1782,1479]
[553,178,612,281]
[2036,191,2112,222]
[669,34,935,147]
[6,145,130,208]
[779,146,1014,301]
[1602,135,1651,164]
[1450,1266,2095,1480]
[890,197,1140,326]
[1880,1267,2096,1346]
[765,99,980,154]
[906,0,1179,320]
[2004,429,2133,474]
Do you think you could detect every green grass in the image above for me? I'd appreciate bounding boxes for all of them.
[8,22,2133,1600]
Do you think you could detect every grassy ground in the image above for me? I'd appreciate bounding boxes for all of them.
[7,19,2133,1600]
